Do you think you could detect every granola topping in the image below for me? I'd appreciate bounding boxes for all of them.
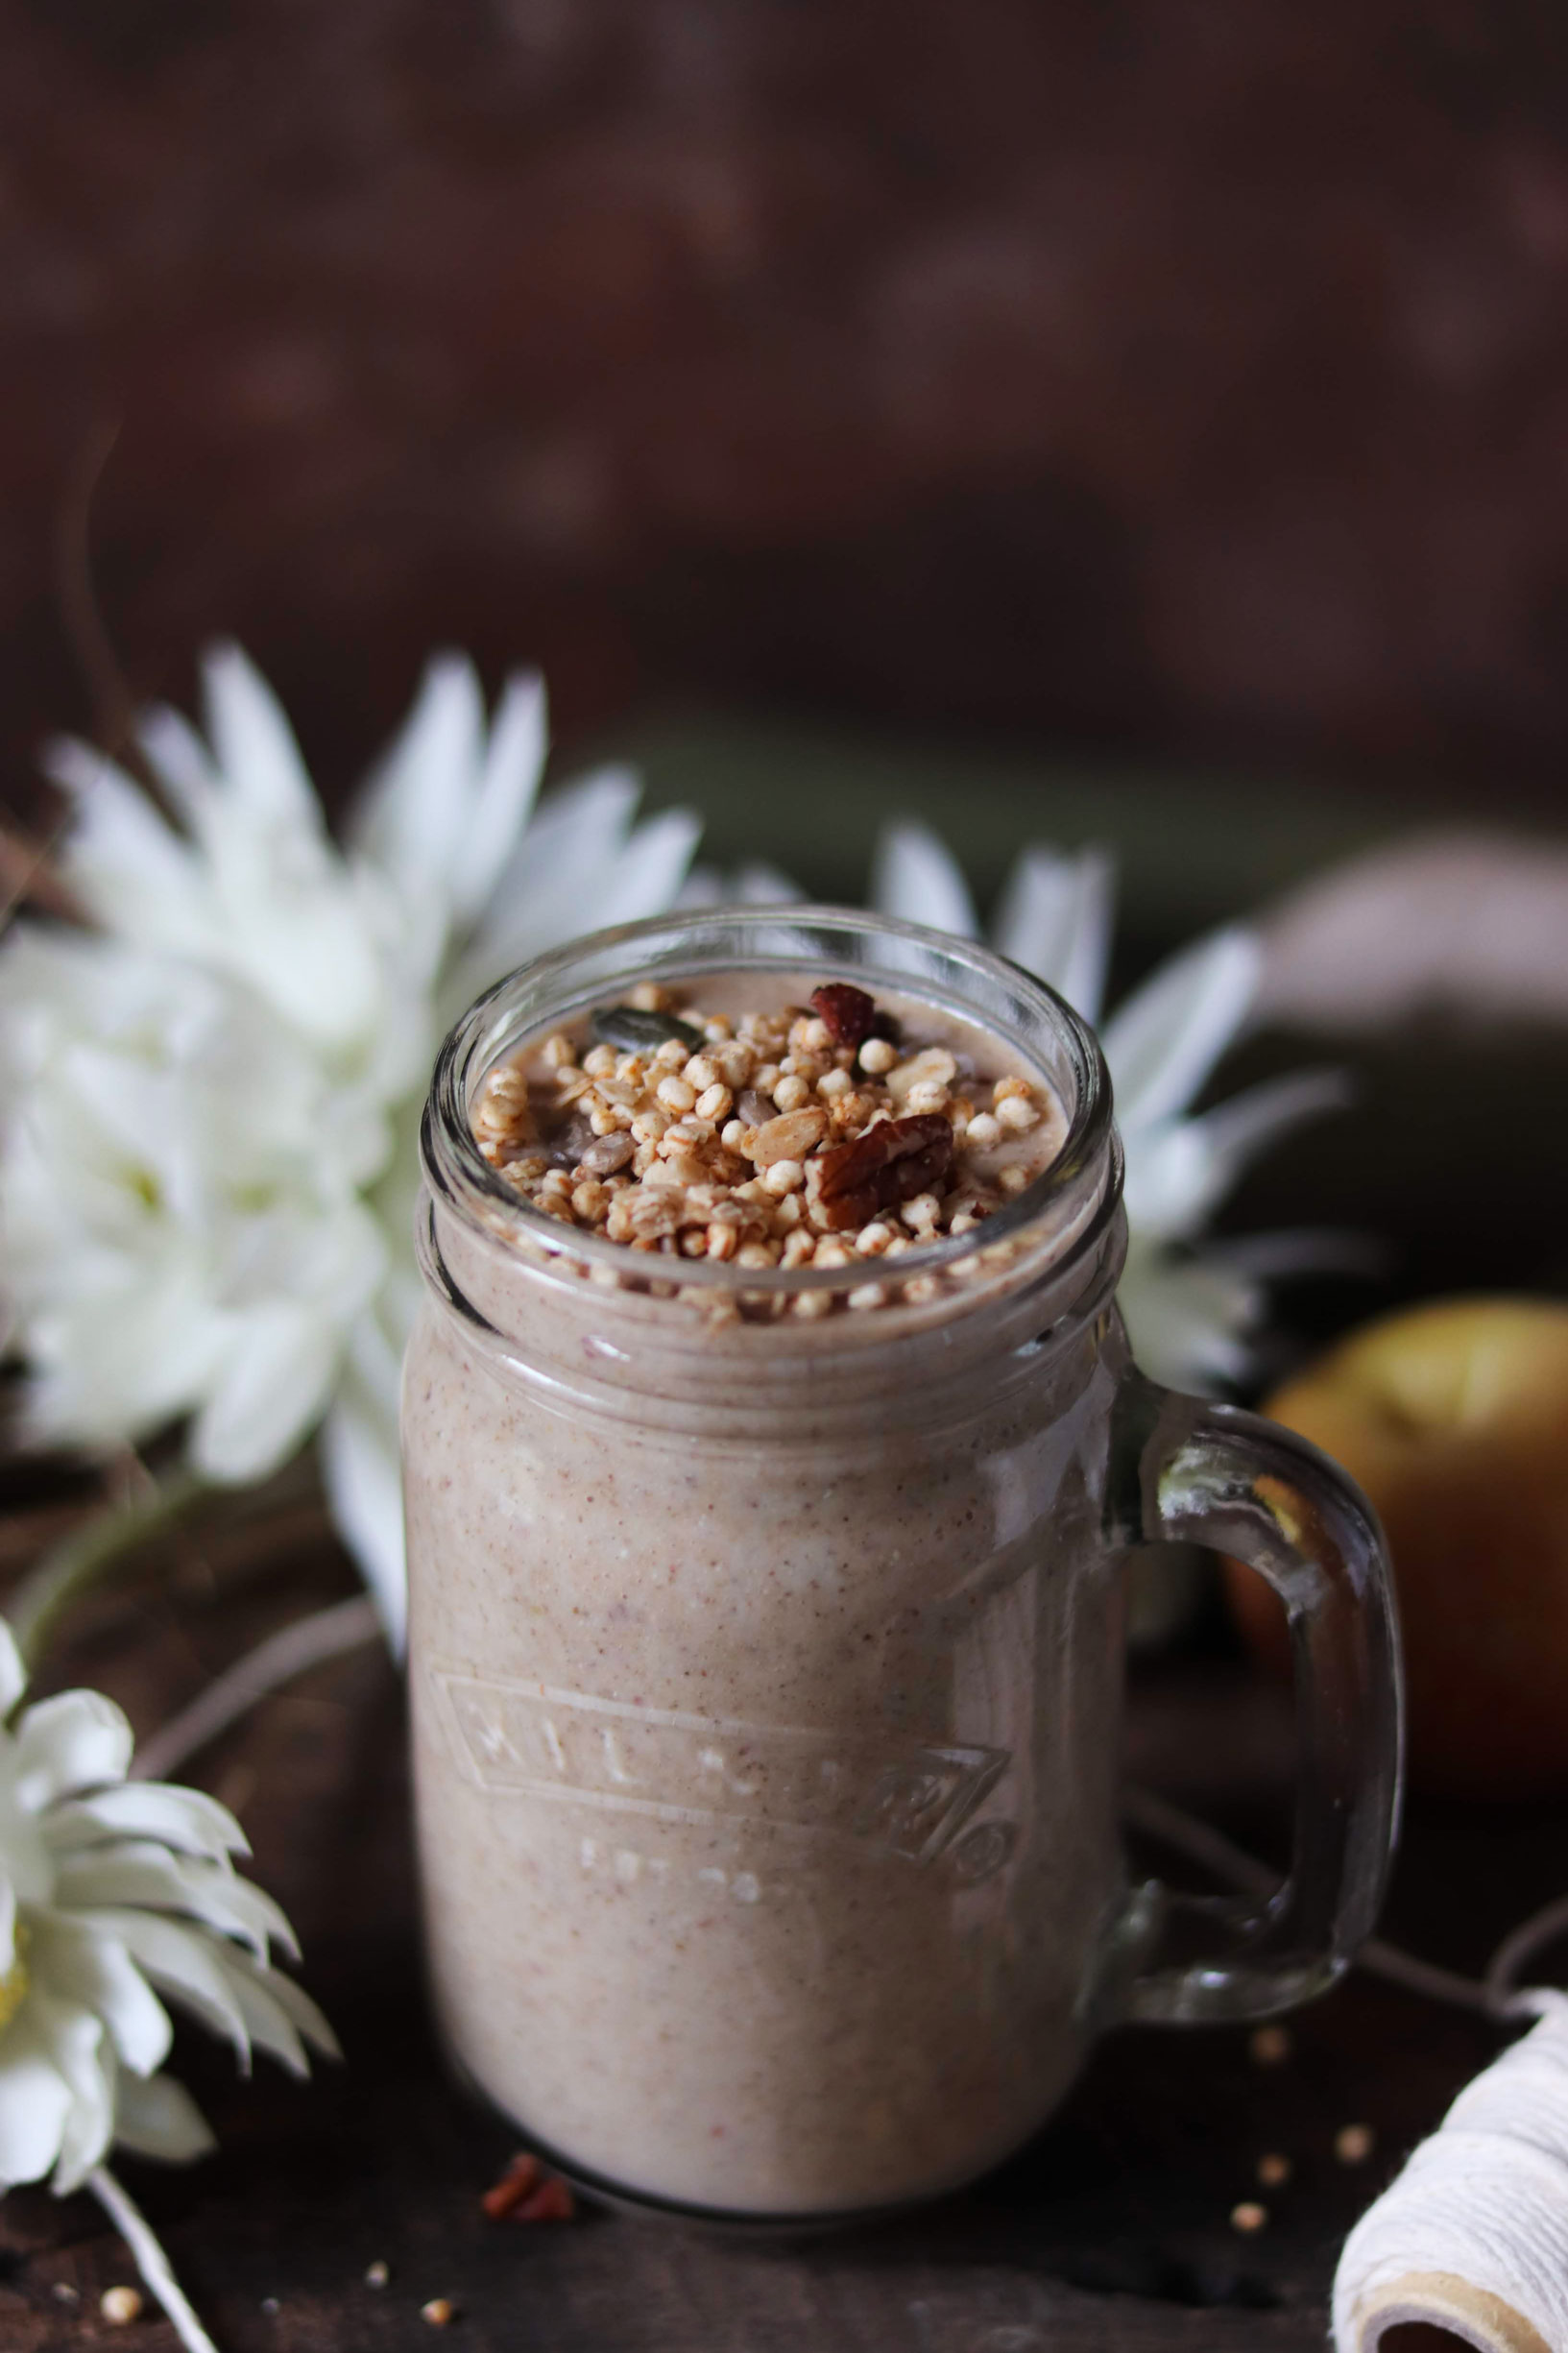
[470,977,1068,1312]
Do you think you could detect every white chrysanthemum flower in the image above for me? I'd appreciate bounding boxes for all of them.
[871,823,1346,1391]
[1,647,700,1648]
[0,1615,335,2195]
[0,931,384,1484]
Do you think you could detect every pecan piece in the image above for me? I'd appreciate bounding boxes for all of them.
[808,1112,954,1231]
[810,982,878,1050]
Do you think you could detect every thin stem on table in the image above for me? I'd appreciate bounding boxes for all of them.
[6,1469,209,1669]
[133,1593,382,1783]
[87,2164,221,2353]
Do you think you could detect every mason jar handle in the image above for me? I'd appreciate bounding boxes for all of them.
[1112,1373,1404,2025]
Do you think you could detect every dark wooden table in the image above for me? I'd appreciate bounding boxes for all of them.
[2,1517,1561,2353]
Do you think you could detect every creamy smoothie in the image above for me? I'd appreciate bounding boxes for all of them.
[404,960,1133,2215]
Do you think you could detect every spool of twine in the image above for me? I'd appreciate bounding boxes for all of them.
[1334,1997,1568,2353]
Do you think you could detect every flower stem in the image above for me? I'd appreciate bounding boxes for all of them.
[86,2163,221,2353]
[132,1593,381,1783]
[6,1469,208,1669]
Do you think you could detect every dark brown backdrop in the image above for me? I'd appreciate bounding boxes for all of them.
[6,1,1568,817]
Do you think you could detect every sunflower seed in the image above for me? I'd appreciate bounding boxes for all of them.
[591,1005,705,1053]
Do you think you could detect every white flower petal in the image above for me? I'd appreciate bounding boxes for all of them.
[734,860,802,904]
[136,705,221,830]
[229,1954,340,2063]
[992,844,1116,1025]
[1124,1067,1351,1245]
[86,1907,250,2064]
[112,2069,217,2165]
[447,670,547,924]
[465,767,643,979]
[210,1952,328,2079]
[590,809,703,934]
[14,1691,133,1809]
[870,821,978,938]
[320,1383,407,1655]
[45,1783,250,1864]
[201,643,320,826]
[53,1843,300,1963]
[17,1267,233,1461]
[189,1302,352,1486]
[676,860,802,910]
[350,651,485,915]
[32,1989,114,2194]
[45,742,206,952]
[29,1917,172,2076]
[1185,1067,1353,1183]
[1100,927,1262,1133]
[1118,1239,1260,1390]
[0,2007,72,2187]
[0,1618,26,1716]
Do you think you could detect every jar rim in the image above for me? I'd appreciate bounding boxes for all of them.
[420,904,1120,1302]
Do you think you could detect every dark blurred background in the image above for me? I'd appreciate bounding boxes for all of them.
[6,1,1568,862]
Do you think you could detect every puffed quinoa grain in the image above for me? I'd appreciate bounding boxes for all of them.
[477,979,1064,1315]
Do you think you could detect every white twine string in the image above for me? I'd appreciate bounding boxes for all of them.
[1124,1783,1568,2353]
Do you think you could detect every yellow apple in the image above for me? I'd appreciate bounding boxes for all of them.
[1224,1298,1568,1798]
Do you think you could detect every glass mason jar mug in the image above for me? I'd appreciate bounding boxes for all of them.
[404,908,1402,2221]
